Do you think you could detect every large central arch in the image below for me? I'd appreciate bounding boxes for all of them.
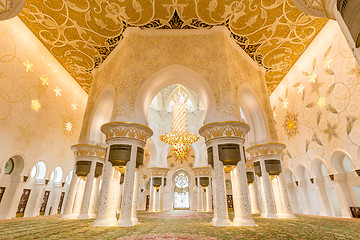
[135,64,217,125]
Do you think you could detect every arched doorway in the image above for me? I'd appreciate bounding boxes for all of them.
[174,172,190,210]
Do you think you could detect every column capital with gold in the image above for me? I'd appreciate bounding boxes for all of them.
[199,121,250,144]
[101,121,153,145]
[246,143,286,161]
[148,167,170,177]
[192,167,212,176]
[71,144,106,162]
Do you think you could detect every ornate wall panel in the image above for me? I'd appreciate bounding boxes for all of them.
[16,189,31,217]
[0,187,5,203]
[57,191,65,214]
[271,22,360,173]
[39,190,50,215]
[19,0,326,93]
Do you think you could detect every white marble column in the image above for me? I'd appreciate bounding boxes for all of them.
[131,168,140,225]
[78,160,97,219]
[249,181,261,214]
[315,178,332,216]
[159,177,165,212]
[92,160,117,227]
[299,180,313,214]
[23,182,45,218]
[272,177,284,216]
[277,173,296,218]
[72,179,86,216]
[115,176,122,215]
[259,160,277,218]
[211,175,218,224]
[212,144,231,226]
[200,185,205,212]
[231,160,255,226]
[206,185,212,212]
[257,175,267,215]
[332,174,353,218]
[197,177,201,212]
[88,177,100,218]
[61,172,78,219]
[149,178,156,212]
[117,145,137,227]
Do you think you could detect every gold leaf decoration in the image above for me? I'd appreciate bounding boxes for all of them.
[306,102,315,108]
[316,111,322,125]
[346,116,357,135]
[326,104,338,114]
[18,0,327,93]
[326,83,335,96]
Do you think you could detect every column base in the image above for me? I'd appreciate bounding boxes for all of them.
[117,218,134,227]
[61,213,78,219]
[319,211,332,217]
[341,212,352,218]
[0,215,13,220]
[206,209,213,213]
[277,213,296,219]
[213,218,232,227]
[88,213,97,219]
[91,218,117,227]
[77,214,91,219]
[260,213,277,219]
[131,217,139,225]
[232,217,256,227]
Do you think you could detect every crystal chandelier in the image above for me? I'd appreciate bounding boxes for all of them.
[160,85,199,159]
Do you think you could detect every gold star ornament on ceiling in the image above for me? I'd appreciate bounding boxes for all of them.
[23,60,33,72]
[54,86,62,96]
[40,74,49,85]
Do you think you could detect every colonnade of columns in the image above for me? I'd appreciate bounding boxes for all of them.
[246,143,295,219]
[58,121,298,228]
[199,121,256,226]
[92,122,153,227]
[193,167,212,213]
[148,168,169,212]
[61,144,106,219]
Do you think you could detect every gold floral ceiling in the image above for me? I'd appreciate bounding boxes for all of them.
[19,0,327,93]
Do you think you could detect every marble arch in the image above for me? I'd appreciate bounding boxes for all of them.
[331,150,355,174]
[237,83,273,145]
[84,84,115,145]
[135,64,217,126]
[311,157,330,178]
[1,153,26,177]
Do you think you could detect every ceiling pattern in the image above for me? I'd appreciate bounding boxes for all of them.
[19,0,327,93]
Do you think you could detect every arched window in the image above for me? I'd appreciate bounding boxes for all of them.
[30,161,46,180]
[50,166,63,183]
[174,172,190,209]
[65,171,73,184]
[4,158,14,175]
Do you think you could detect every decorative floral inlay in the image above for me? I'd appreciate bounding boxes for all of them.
[283,111,299,139]
[323,121,339,142]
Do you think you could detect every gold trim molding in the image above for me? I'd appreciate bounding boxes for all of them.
[71,144,106,159]
[199,121,250,143]
[148,167,170,176]
[246,143,286,159]
[192,167,212,176]
[101,121,153,144]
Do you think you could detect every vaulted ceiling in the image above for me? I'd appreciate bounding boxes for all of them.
[19,0,327,93]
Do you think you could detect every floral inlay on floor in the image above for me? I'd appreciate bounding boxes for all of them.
[0,210,359,239]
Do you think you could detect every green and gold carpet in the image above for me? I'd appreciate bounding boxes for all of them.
[0,211,359,239]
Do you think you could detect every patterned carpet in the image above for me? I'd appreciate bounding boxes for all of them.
[0,211,359,239]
